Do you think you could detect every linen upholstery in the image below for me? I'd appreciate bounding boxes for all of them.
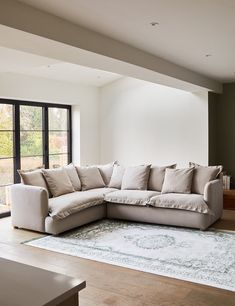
[107,204,215,231]
[49,188,116,220]
[189,162,223,195]
[148,164,176,191]
[10,184,48,232]
[42,168,74,197]
[109,164,125,189]
[64,164,81,191]
[98,162,116,186]
[204,179,223,220]
[76,166,105,190]
[18,168,49,195]
[121,165,151,190]
[45,204,106,235]
[148,193,210,214]
[10,170,223,234]
[105,190,159,206]
[161,168,194,194]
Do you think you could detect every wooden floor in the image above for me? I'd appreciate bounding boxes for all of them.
[0,211,235,306]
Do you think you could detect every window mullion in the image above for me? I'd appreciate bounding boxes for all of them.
[68,106,72,164]
[14,104,21,183]
[43,106,49,169]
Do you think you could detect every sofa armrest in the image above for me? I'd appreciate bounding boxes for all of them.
[10,184,49,232]
[203,179,223,220]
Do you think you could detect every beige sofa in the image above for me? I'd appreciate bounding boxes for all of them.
[10,178,223,235]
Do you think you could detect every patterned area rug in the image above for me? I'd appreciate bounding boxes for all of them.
[25,220,235,291]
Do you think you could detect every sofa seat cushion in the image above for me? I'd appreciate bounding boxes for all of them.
[148,193,210,214]
[49,188,117,220]
[105,190,160,206]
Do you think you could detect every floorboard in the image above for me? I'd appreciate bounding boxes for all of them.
[0,210,235,306]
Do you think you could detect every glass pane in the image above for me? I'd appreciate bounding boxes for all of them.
[49,131,68,154]
[20,131,43,156]
[21,156,43,170]
[0,187,7,205]
[49,108,68,130]
[49,154,68,168]
[0,131,13,158]
[0,158,14,185]
[0,192,11,212]
[0,104,13,130]
[20,105,42,130]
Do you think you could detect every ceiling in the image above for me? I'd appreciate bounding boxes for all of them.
[0,46,122,87]
[17,0,235,82]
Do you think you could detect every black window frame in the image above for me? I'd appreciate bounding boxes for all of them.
[0,98,72,184]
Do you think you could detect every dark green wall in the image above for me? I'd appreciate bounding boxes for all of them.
[209,83,235,187]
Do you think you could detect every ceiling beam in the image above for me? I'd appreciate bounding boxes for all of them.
[0,0,222,92]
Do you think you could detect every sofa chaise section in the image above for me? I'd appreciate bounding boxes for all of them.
[11,184,116,234]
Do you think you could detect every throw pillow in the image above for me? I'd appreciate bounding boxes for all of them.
[18,168,50,194]
[97,161,117,186]
[189,162,223,194]
[109,164,125,189]
[121,165,151,190]
[148,164,177,191]
[161,168,194,194]
[42,168,75,197]
[76,166,105,191]
[64,164,81,191]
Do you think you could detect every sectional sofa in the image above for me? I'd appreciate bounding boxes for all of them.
[10,162,223,234]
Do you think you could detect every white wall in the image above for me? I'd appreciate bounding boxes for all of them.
[100,77,208,168]
[0,73,100,165]
[0,73,209,168]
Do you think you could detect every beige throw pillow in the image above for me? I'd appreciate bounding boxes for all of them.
[76,166,105,191]
[121,165,151,190]
[189,162,223,195]
[97,161,117,186]
[42,168,74,197]
[64,164,81,191]
[109,165,125,189]
[18,168,50,195]
[148,164,177,191]
[161,168,194,194]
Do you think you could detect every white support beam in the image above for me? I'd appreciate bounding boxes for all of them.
[0,0,222,92]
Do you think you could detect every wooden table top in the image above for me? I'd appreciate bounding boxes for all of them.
[224,189,235,195]
[0,257,86,306]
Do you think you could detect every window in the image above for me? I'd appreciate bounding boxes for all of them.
[0,104,14,213]
[0,99,71,216]
[49,107,69,168]
[20,105,43,169]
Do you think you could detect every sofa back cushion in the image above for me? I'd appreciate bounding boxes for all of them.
[18,168,50,195]
[109,165,125,189]
[42,168,75,197]
[76,166,105,191]
[189,162,223,195]
[121,165,151,190]
[161,168,194,194]
[97,162,117,186]
[64,164,81,191]
[148,164,177,192]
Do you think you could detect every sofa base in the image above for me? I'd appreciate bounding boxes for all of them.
[45,204,106,235]
[107,203,217,230]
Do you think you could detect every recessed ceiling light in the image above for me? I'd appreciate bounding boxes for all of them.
[150,21,159,26]
[205,54,212,57]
